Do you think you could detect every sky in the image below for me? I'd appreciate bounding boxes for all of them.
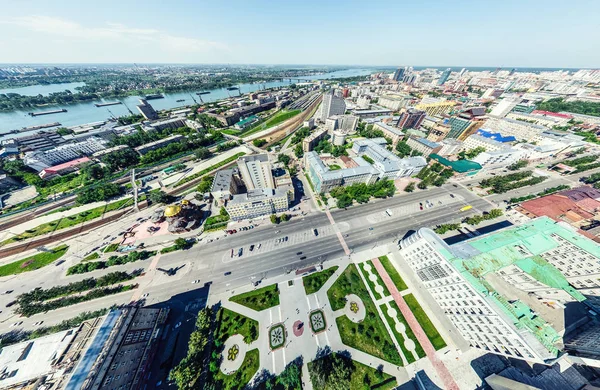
[0,0,599,68]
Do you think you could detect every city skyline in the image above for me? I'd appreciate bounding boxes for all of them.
[1,0,599,67]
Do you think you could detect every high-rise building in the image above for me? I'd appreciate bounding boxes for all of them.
[321,90,346,121]
[341,88,350,98]
[397,108,426,129]
[136,99,159,120]
[490,97,522,117]
[437,68,452,85]
[392,67,406,82]
[236,154,274,190]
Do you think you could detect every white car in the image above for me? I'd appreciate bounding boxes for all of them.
[33,321,44,326]
[142,293,149,298]
[10,321,22,327]
[191,280,200,284]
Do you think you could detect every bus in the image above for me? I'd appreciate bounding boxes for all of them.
[460,205,472,212]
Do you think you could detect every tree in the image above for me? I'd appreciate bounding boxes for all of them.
[294,144,304,158]
[149,190,170,204]
[487,208,504,219]
[278,154,291,166]
[196,176,214,193]
[270,214,280,224]
[253,139,267,147]
[280,213,290,222]
[220,206,228,217]
[396,141,412,158]
[76,183,122,205]
[404,182,415,192]
[417,181,428,190]
[194,147,211,160]
[336,194,353,209]
[174,238,189,250]
[83,164,106,180]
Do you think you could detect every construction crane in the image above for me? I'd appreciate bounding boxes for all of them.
[189,94,198,104]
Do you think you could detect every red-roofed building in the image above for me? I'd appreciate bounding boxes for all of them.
[518,186,600,242]
[531,110,574,120]
[39,157,91,180]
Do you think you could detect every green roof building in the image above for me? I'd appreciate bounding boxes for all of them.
[430,153,482,175]
[398,216,600,364]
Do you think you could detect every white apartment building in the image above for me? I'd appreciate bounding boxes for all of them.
[437,139,463,156]
[461,134,508,153]
[373,122,404,147]
[225,188,290,221]
[352,138,426,179]
[506,112,570,128]
[484,117,547,142]
[356,95,371,109]
[397,217,600,364]
[237,154,274,190]
[489,97,522,117]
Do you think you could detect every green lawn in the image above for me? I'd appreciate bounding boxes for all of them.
[240,109,301,136]
[213,348,260,390]
[82,252,100,261]
[404,293,446,350]
[0,198,134,247]
[360,260,390,298]
[173,152,246,187]
[103,243,119,253]
[381,301,425,363]
[229,283,280,311]
[0,245,68,276]
[379,255,408,291]
[220,129,241,135]
[215,308,259,344]
[303,266,338,294]
[308,352,397,390]
[329,164,342,170]
[327,264,402,365]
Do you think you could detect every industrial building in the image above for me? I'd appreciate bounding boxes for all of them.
[136,99,159,120]
[23,137,108,171]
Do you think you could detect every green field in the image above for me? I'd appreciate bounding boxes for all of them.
[82,252,100,261]
[240,109,301,136]
[212,348,260,390]
[0,198,134,247]
[229,283,280,311]
[303,266,338,294]
[0,245,68,276]
[173,152,246,188]
[404,293,446,350]
[327,264,402,365]
[215,307,259,344]
[379,255,408,291]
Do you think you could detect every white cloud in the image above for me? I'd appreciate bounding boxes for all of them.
[1,15,228,54]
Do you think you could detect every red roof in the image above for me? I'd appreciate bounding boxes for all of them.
[531,110,573,119]
[521,194,594,221]
[43,157,91,173]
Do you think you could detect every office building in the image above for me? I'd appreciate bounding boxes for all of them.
[426,123,451,142]
[210,168,245,203]
[65,306,169,390]
[136,99,159,120]
[373,122,404,147]
[490,97,522,117]
[484,117,547,142]
[325,114,358,133]
[446,117,486,140]
[414,100,455,116]
[392,67,406,82]
[305,151,378,193]
[237,154,274,190]
[134,134,183,155]
[378,94,412,111]
[437,139,463,156]
[352,138,426,179]
[397,217,600,364]
[481,88,505,99]
[462,134,510,153]
[437,68,451,85]
[352,108,393,118]
[472,148,526,168]
[406,137,442,157]
[397,108,426,129]
[321,89,346,121]
[225,187,291,221]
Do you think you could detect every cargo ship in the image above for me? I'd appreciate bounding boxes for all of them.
[144,93,164,100]
[197,91,211,95]
[226,87,239,91]
[176,99,185,102]
[94,101,122,107]
[28,109,67,117]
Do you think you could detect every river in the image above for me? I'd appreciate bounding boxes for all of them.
[0,68,373,137]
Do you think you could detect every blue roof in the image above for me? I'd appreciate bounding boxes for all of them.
[416,137,441,149]
[477,129,516,143]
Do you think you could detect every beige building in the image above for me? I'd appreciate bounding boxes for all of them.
[378,94,412,111]
[302,127,328,152]
[406,137,442,157]
[225,188,291,221]
[414,100,456,116]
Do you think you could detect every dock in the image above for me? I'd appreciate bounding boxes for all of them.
[0,122,61,136]
[145,94,164,100]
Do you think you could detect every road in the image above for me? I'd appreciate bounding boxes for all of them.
[0,184,491,333]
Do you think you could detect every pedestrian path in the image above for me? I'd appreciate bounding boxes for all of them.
[372,258,459,390]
